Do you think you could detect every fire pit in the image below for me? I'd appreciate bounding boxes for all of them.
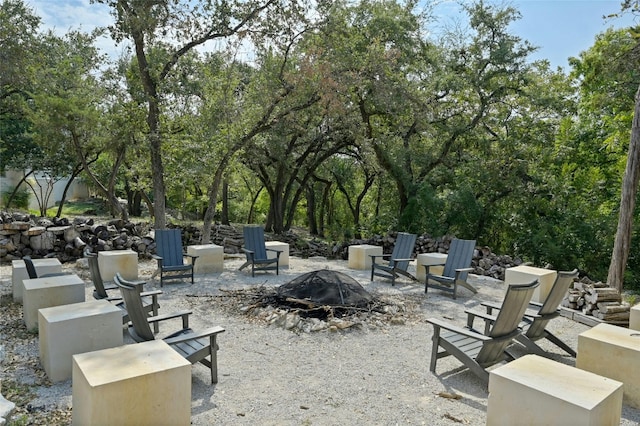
[212,269,418,332]
[276,270,373,308]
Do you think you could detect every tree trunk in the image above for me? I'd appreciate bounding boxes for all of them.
[221,179,230,225]
[131,24,164,229]
[5,170,34,208]
[306,183,318,236]
[607,83,640,292]
[55,161,91,218]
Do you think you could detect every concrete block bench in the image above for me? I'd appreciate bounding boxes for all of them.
[416,253,447,282]
[630,303,640,331]
[72,340,191,425]
[265,241,289,267]
[488,354,623,425]
[348,244,382,270]
[504,265,557,304]
[577,323,640,408]
[12,258,62,303]
[23,274,85,331]
[39,299,123,382]
[187,244,224,274]
[97,249,138,282]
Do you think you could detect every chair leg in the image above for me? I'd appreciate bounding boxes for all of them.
[430,325,441,372]
[545,332,577,357]
[210,335,218,384]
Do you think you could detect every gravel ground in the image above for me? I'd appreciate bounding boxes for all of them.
[2,255,640,425]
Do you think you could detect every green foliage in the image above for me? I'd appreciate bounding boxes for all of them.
[399,183,445,236]
[3,0,640,287]
[1,188,30,209]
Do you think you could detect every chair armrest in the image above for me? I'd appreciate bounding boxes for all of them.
[164,326,226,344]
[147,310,192,329]
[265,248,283,259]
[455,267,474,273]
[185,254,198,260]
[481,301,543,319]
[426,317,491,342]
[481,301,502,315]
[151,254,163,269]
[140,290,163,297]
[370,254,391,261]
[466,309,498,322]
[392,257,414,263]
[465,309,498,332]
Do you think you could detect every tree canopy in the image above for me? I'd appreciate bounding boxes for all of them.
[2,0,640,289]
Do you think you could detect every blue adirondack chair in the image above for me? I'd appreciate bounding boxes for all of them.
[239,225,281,277]
[152,229,197,286]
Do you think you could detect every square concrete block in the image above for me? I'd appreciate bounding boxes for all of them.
[97,250,138,281]
[23,274,85,331]
[187,244,223,274]
[265,241,289,267]
[416,253,447,282]
[12,258,62,303]
[348,245,383,270]
[630,304,640,331]
[72,340,191,426]
[39,300,123,382]
[577,323,640,408]
[504,265,557,304]
[488,354,623,426]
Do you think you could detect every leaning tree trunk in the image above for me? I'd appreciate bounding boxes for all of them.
[607,83,640,292]
[55,160,92,218]
[5,170,34,209]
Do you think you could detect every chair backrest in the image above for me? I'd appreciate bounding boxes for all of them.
[527,269,579,337]
[389,232,417,271]
[84,248,108,299]
[155,229,185,267]
[442,239,476,281]
[476,279,539,365]
[243,225,268,261]
[22,256,38,279]
[114,273,155,342]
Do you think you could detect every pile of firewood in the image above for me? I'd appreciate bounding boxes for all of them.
[0,212,523,281]
[563,278,630,326]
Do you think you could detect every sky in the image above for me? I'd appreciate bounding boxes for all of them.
[27,0,639,71]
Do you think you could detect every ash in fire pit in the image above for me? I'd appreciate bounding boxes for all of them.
[276,270,373,307]
[212,270,418,331]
